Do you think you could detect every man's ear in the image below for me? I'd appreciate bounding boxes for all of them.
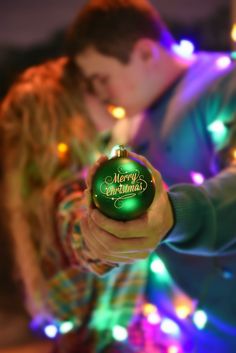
[133,39,160,62]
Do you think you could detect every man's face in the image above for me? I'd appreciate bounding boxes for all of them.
[75,47,156,117]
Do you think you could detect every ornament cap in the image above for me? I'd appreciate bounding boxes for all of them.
[115,145,128,158]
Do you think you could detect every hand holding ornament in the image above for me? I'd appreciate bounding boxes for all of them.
[80,148,174,272]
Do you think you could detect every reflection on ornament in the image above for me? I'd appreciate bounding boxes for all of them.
[92,146,155,221]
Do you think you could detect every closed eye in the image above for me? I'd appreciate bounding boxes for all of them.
[84,75,109,94]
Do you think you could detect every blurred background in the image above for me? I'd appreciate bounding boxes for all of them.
[0,0,234,351]
[0,0,234,100]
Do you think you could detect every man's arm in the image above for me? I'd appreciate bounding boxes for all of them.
[80,150,236,269]
[166,164,236,255]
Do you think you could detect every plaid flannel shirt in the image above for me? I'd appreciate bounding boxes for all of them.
[39,178,149,352]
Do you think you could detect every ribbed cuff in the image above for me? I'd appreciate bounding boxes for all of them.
[164,184,208,245]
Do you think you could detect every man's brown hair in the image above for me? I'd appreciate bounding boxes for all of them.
[67,0,174,63]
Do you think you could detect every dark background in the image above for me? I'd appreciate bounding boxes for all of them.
[0,0,232,100]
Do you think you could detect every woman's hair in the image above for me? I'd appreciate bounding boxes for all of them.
[0,57,101,317]
[67,0,175,63]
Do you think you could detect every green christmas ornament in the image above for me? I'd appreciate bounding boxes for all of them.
[91,146,156,221]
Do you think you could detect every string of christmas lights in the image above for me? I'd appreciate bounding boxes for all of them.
[30,29,236,352]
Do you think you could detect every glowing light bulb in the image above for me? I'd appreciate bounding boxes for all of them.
[150,256,172,282]
[174,293,196,320]
[207,120,226,134]
[57,142,69,161]
[143,303,157,316]
[176,304,191,319]
[44,324,58,338]
[190,171,205,185]
[57,142,69,153]
[112,325,128,341]
[179,39,195,55]
[231,51,236,60]
[207,119,228,147]
[150,257,166,275]
[216,56,231,69]
[147,312,161,325]
[231,23,236,42]
[171,39,195,58]
[108,105,126,119]
[232,148,236,160]
[59,321,74,334]
[193,309,208,329]
[160,318,180,336]
[168,345,181,353]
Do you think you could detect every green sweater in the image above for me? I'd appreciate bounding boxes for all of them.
[130,52,236,352]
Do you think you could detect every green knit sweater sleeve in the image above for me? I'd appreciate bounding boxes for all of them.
[162,59,236,256]
[165,165,236,255]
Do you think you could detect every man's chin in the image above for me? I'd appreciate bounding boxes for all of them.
[125,107,142,118]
